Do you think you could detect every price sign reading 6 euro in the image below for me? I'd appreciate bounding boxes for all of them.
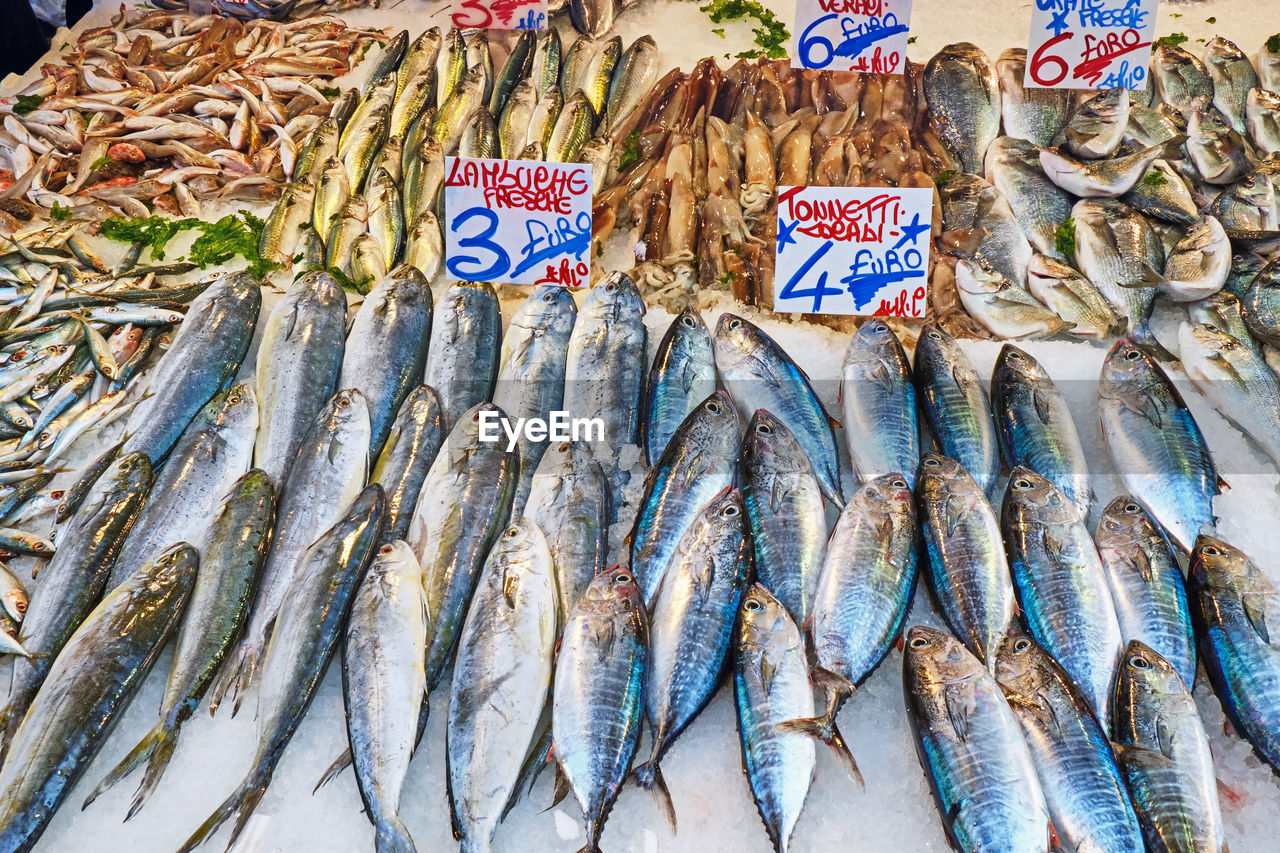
[774,185,931,318]
[444,157,593,288]
[1026,0,1157,90]
[792,0,912,74]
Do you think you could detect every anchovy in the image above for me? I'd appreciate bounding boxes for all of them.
[424,281,501,433]
[841,319,919,484]
[629,390,739,606]
[1097,339,1220,553]
[916,453,1015,664]
[904,625,1050,853]
[741,411,827,624]
[553,566,647,853]
[1096,496,1196,688]
[1001,468,1123,728]
[994,632,1143,853]
[642,307,716,466]
[0,544,195,853]
[177,486,384,853]
[372,385,444,545]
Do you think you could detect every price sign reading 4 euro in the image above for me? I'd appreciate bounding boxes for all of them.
[774,185,931,317]
[792,0,912,73]
[1026,0,1157,90]
[444,157,592,288]
[451,0,547,30]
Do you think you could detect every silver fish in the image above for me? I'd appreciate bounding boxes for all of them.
[1026,253,1122,339]
[1059,87,1128,159]
[984,136,1074,260]
[1152,44,1214,116]
[1178,321,1280,468]
[1186,107,1253,184]
[1204,36,1259,135]
[995,48,1068,147]
[924,43,1001,173]
[424,281,501,433]
[1157,216,1231,302]
[841,319,919,484]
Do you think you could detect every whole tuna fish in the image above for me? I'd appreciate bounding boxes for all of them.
[737,584,856,853]
[84,470,275,819]
[563,272,647,466]
[253,270,347,486]
[553,566,647,853]
[995,48,1069,147]
[0,544,195,853]
[524,440,609,620]
[0,451,150,759]
[408,402,518,689]
[991,344,1091,518]
[372,386,444,545]
[492,285,577,515]
[345,540,428,853]
[810,473,917,705]
[123,272,260,464]
[634,489,750,818]
[1098,339,1220,553]
[1002,468,1123,727]
[1179,321,1280,468]
[903,625,1050,853]
[714,314,841,504]
[924,43,1000,173]
[628,390,739,606]
[642,308,716,466]
[1113,640,1225,853]
[994,632,1144,853]
[841,320,919,484]
[107,384,257,591]
[913,323,1000,497]
[1096,498,1196,690]
[339,265,433,456]
[1190,536,1280,774]
[917,453,1015,666]
[741,410,826,624]
[214,390,370,714]
[448,520,555,853]
[177,486,383,853]
[424,281,501,432]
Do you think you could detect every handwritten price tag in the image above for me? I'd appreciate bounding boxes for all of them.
[1026,0,1156,90]
[792,0,912,73]
[444,157,592,289]
[774,185,931,317]
[451,0,547,30]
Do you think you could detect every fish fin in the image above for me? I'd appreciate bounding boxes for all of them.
[208,635,262,718]
[1114,742,1175,770]
[1032,388,1053,426]
[943,684,972,741]
[773,716,864,789]
[759,653,778,695]
[810,665,854,720]
[1048,819,1061,851]
[1217,475,1230,493]
[827,412,842,431]
[505,722,552,819]
[628,761,677,830]
[174,765,272,853]
[545,765,571,812]
[374,817,417,853]
[81,715,180,819]
[312,748,353,793]
[1243,594,1273,645]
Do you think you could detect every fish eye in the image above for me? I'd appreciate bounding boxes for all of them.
[1124,503,1140,513]
[50,490,63,500]
[722,504,740,518]
[613,572,632,584]
[728,318,742,331]
[874,322,888,333]
[541,291,556,302]
[1202,544,1222,556]
[1129,654,1152,670]
[744,598,762,612]
[924,457,939,467]
[706,400,722,414]
[472,410,483,422]
[1124,349,1142,361]
[605,280,616,292]
[1013,637,1032,653]
[505,525,520,537]
[337,396,351,409]
[755,421,773,436]
[379,544,394,555]
[891,478,907,489]
[681,315,697,328]
[926,330,942,340]
[908,636,930,649]
[1014,478,1033,489]
[1007,350,1022,360]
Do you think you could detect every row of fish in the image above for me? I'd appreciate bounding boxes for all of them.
[258,24,659,287]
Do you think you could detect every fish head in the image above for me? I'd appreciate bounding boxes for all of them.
[992,342,1044,387]
[1003,467,1074,519]
[738,583,795,648]
[1204,36,1248,67]
[1116,640,1190,716]
[713,312,762,367]
[860,472,913,506]
[904,625,983,685]
[210,383,259,432]
[915,452,975,500]
[578,565,646,628]
[689,389,740,436]
[954,258,1006,296]
[1099,338,1154,391]
[148,541,200,586]
[742,410,807,475]
[1190,534,1272,597]
[588,272,645,318]
[327,388,372,436]
[1095,495,1157,551]
[993,632,1054,698]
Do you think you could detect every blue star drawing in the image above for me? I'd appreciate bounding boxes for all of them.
[891,212,930,251]
[776,217,799,253]
[1048,7,1070,35]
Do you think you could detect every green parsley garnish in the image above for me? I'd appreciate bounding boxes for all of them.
[934,169,956,188]
[907,36,917,44]
[49,202,71,221]
[1152,33,1189,49]
[711,28,725,38]
[324,265,374,294]
[1141,169,1167,187]
[97,211,278,276]
[1205,16,1216,24]
[618,130,642,173]
[1054,218,1077,260]
[99,215,200,260]
[90,155,112,171]
[700,0,790,60]
[319,86,341,98]
[1268,33,1280,53]
[13,95,44,115]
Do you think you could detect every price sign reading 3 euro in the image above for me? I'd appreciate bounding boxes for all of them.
[452,0,547,31]
[444,157,593,289]
[792,0,912,73]
[774,185,931,318]
[1026,0,1157,90]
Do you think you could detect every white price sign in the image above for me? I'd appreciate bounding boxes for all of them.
[1026,0,1157,90]
[792,0,912,74]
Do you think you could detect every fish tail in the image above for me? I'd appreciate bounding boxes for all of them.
[627,760,677,831]
[774,713,864,789]
[208,637,261,718]
[175,765,272,853]
[374,815,417,853]
[81,715,179,816]
[312,747,353,793]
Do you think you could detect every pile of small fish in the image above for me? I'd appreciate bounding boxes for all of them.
[2,256,1280,853]
[0,9,381,222]
[259,24,659,287]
